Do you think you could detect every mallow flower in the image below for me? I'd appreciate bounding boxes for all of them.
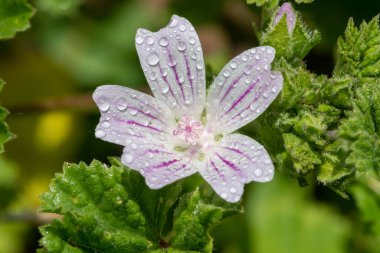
[93,15,283,203]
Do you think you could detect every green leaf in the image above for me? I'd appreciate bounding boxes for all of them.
[259,4,320,61]
[0,0,35,39]
[336,16,380,80]
[246,0,279,9]
[39,159,238,253]
[338,82,380,179]
[0,80,13,154]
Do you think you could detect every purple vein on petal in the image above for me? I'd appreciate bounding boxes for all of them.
[113,117,164,133]
[231,78,272,120]
[167,48,186,102]
[127,106,168,125]
[220,72,245,103]
[158,63,181,107]
[215,152,241,173]
[223,78,259,115]
[146,159,180,173]
[183,52,194,99]
[142,148,174,156]
[210,159,226,180]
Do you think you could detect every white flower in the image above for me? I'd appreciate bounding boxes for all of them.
[93,15,283,203]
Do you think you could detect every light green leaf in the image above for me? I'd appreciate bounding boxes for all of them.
[0,80,13,154]
[39,159,238,252]
[0,0,35,39]
[0,157,18,210]
[336,16,380,80]
[259,4,320,61]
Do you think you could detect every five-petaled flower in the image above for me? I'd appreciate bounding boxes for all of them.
[93,15,283,202]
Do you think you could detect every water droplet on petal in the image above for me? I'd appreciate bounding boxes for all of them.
[242,55,248,62]
[189,36,196,45]
[271,87,278,93]
[122,153,133,164]
[101,120,111,128]
[168,58,177,67]
[129,108,138,115]
[230,187,237,193]
[230,62,237,69]
[145,36,154,45]
[255,54,261,60]
[178,24,186,32]
[162,85,169,94]
[135,36,144,45]
[99,100,110,112]
[149,71,157,81]
[254,169,263,177]
[196,61,203,70]
[223,70,231,77]
[177,41,186,52]
[221,192,228,199]
[147,52,160,66]
[95,130,106,138]
[159,37,169,47]
[116,97,128,111]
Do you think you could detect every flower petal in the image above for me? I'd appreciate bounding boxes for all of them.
[200,133,274,203]
[206,46,283,134]
[135,15,206,119]
[121,137,198,189]
[93,85,176,145]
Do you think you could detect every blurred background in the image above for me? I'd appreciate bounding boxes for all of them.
[0,0,379,252]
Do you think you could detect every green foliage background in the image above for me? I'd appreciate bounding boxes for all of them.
[0,0,380,252]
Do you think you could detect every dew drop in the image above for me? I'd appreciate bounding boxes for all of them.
[230,61,237,69]
[196,61,203,70]
[223,71,231,77]
[249,104,256,110]
[145,36,154,45]
[178,24,187,32]
[189,36,196,45]
[244,66,251,75]
[221,192,228,199]
[191,53,197,60]
[161,67,168,76]
[149,71,157,81]
[99,100,110,112]
[271,87,278,93]
[242,54,248,62]
[100,120,111,129]
[135,35,144,45]
[122,153,133,164]
[196,46,201,52]
[177,41,186,52]
[255,54,261,60]
[116,97,128,111]
[229,187,237,194]
[167,58,177,67]
[264,158,271,165]
[254,168,263,177]
[267,48,273,54]
[129,108,138,115]
[251,48,257,54]
[162,85,169,94]
[95,130,106,138]
[159,37,169,47]
[147,52,160,66]
[264,64,269,71]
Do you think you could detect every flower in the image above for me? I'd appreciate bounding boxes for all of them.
[93,15,283,203]
[273,2,296,34]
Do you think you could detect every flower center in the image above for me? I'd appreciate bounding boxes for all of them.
[173,116,203,145]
